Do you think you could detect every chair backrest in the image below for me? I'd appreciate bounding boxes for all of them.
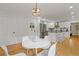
[48,42,57,56]
[44,36,56,43]
[56,33,64,42]
[23,36,30,41]
[44,36,49,40]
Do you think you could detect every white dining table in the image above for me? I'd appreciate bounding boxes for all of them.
[22,36,51,55]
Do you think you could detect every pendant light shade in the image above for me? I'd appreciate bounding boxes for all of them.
[32,3,40,16]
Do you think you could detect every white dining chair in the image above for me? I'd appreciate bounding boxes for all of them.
[44,36,56,43]
[36,40,51,56]
[36,50,48,56]
[48,42,57,56]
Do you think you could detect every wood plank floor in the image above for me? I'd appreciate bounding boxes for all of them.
[0,35,79,56]
[56,35,79,56]
[0,47,4,56]
[0,43,43,56]
[6,43,43,56]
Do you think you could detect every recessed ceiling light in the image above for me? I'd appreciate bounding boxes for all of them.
[71,11,74,15]
[69,6,73,9]
[71,16,76,19]
[71,16,75,18]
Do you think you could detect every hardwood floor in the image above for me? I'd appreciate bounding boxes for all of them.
[6,43,43,56]
[0,35,79,56]
[0,47,4,56]
[56,35,79,56]
[0,43,43,56]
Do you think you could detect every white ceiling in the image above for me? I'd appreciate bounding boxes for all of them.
[0,3,79,21]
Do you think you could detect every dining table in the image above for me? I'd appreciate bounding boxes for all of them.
[22,36,51,55]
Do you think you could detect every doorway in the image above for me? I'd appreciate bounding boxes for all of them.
[70,22,79,37]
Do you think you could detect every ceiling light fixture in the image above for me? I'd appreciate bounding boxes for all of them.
[71,11,74,15]
[69,6,73,9]
[71,16,75,18]
[32,3,40,16]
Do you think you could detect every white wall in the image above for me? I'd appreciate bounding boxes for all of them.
[71,22,79,35]
[0,13,30,46]
[0,13,48,46]
[68,20,79,35]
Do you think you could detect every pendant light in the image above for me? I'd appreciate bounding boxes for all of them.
[32,3,40,16]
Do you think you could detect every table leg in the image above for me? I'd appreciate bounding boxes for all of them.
[36,48,37,55]
[27,49,29,56]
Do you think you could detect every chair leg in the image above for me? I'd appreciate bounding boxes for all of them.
[36,48,37,55]
[27,49,29,56]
